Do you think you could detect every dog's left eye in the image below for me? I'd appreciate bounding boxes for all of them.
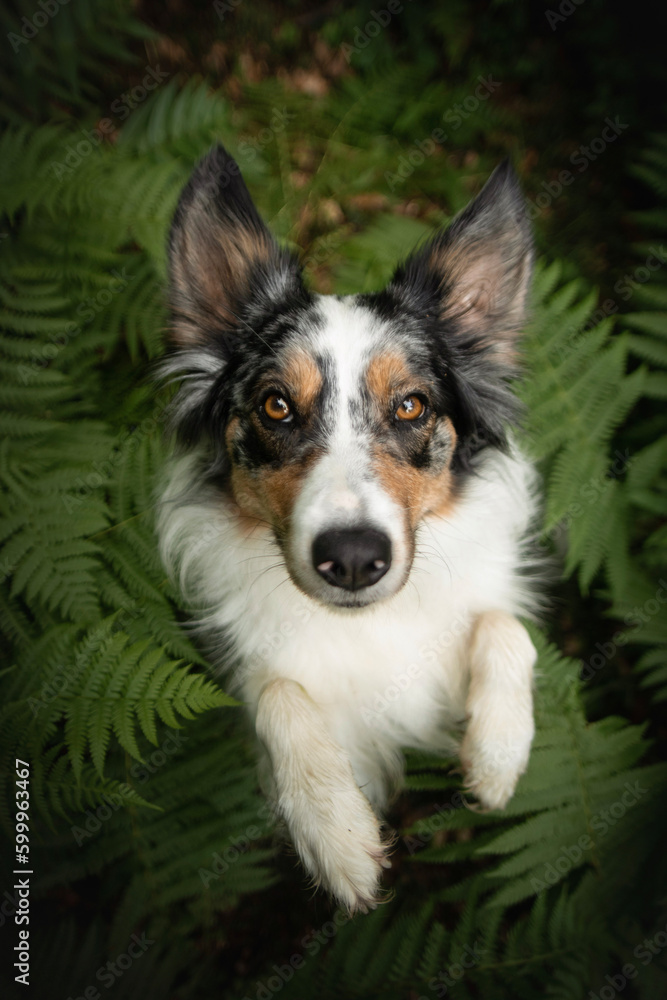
[263,393,293,422]
[395,395,426,422]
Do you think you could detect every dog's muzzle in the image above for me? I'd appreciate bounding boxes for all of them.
[312,527,392,592]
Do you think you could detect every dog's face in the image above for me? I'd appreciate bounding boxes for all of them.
[165,147,533,609]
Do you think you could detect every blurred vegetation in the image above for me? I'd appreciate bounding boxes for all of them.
[0,1,666,997]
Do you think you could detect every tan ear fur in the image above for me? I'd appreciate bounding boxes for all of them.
[168,145,302,348]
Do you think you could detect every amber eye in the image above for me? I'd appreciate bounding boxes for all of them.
[395,395,426,421]
[263,393,292,422]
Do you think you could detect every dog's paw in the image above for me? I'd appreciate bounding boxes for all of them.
[284,782,391,914]
[459,717,534,811]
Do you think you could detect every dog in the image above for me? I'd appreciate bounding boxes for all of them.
[157,145,541,913]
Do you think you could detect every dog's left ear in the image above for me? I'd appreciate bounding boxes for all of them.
[168,144,305,349]
[390,160,534,352]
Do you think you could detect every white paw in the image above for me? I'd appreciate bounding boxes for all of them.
[281,780,391,913]
[459,717,534,811]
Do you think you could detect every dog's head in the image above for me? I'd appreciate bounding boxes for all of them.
[164,146,533,609]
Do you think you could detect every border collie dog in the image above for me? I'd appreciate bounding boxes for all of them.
[157,146,540,913]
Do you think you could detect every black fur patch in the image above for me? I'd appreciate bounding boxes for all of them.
[358,286,521,472]
[168,144,310,352]
[162,148,533,492]
[359,159,533,472]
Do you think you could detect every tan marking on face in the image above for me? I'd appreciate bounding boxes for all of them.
[281,348,323,414]
[423,419,459,519]
[225,415,241,451]
[230,453,322,537]
[365,351,414,412]
[371,418,458,530]
[224,349,323,537]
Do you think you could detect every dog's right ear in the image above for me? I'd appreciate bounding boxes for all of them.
[168,144,304,349]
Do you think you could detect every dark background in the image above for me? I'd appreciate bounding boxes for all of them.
[1,2,667,998]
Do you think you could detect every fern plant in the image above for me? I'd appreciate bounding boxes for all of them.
[0,0,153,124]
[2,8,667,999]
[0,76,279,969]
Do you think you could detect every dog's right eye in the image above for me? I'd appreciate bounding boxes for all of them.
[395,394,427,422]
[262,393,292,422]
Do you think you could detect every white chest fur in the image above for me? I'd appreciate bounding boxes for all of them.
[158,442,539,805]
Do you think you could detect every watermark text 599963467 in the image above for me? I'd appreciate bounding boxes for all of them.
[14,759,32,986]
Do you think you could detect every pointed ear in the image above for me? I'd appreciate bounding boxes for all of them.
[168,144,305,348]
[391,159,534,352]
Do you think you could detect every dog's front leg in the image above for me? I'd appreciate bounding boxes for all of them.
[459,611,537,810]
[255,678,388,912]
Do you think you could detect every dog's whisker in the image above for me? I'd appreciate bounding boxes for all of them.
[235,551,284,566]
[260,575,295,604]
[243,563,289,599]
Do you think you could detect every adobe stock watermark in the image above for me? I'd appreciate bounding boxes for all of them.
[171,490,278,574]
[589,963,639,1000]
[70,734,189,848]
[530,780,648,893]
[302,231,348,276]
[614,245,667,300]
[69,714,188,849]
[360,610,472,726]
[418,940,487,998]
[128,730,189,785]
[384,76,501,191]
[549,245,667,361]
[49,65,170,181]
[18,267,136,383]
[361,662,424,724]
[251,603,315,661]
[526,116,628,219]
[193,108,293,208]
[0,885,23,928]
[8,0,70,54]
[236,108,295,163]
[545,0,586,31]
[62,395,170,513]
[27,600,143,717]
[71,784,137,846]
[213,0,242,20]
[241,910,351,1000]
[568,579,667,688]
[403,791,467,855]
[539,448,632,551]
[199,801,273,887]
[64,933,155,1000]
[360,612,470,726]
[1,555,15,586]
[341,0,414,62]
[588,918,667,1000]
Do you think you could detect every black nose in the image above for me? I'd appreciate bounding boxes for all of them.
[312,528,392,591]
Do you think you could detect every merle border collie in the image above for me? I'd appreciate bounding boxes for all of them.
[157,145,540,913]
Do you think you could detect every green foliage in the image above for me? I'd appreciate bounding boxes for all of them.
[266,633,667,999]
[0,68,277,984]
[625,136,667,414]
[1,4,667,999]
[408,630,664,898]
[0,0,153,125]
[274,889,604,1000]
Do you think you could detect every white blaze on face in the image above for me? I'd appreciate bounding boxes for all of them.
[286,296,412,607]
